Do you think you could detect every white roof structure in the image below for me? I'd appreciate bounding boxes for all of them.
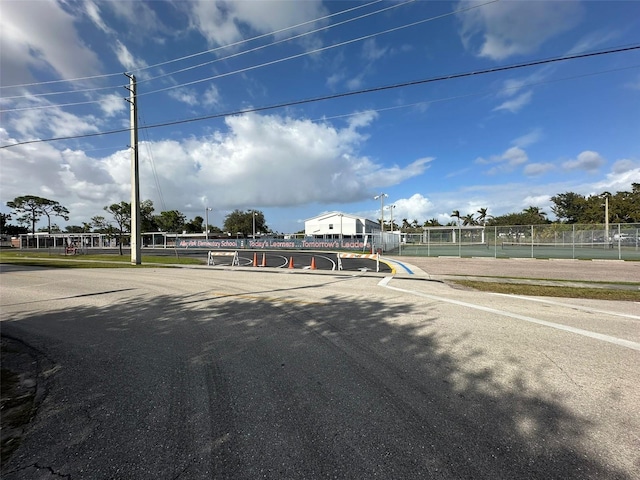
[304,211,380,237]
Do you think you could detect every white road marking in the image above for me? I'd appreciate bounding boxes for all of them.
[378,277,640,352]
[489,293,640,320]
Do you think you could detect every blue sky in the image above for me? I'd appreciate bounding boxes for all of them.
[1,0,639,233]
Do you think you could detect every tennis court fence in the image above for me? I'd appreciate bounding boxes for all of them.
[383,223,640,260]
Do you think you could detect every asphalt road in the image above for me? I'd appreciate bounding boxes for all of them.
[1,265,639,479]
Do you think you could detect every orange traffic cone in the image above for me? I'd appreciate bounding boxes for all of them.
[261,253,267,267]
[253,252,258,267]
[310,257,317,270]
[288,257,294,269]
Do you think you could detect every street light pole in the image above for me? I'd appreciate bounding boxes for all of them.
[374,193,388,232]
[252,211,257,240]
[205,207,211,240]
[389,204,396,233]
[604,195,609,245]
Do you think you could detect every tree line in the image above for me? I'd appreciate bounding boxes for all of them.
[3,184,638,238]
[393,184,639,233]
[2,196,269,240]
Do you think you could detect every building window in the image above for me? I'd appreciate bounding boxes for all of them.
[329,224,334,230]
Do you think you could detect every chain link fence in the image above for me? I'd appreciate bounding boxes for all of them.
[383,224,640,260]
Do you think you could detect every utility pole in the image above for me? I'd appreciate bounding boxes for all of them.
[125,73,141,265]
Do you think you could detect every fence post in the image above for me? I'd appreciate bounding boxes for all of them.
[531,225,534,258]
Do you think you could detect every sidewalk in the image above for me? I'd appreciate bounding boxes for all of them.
[384,255,640,285]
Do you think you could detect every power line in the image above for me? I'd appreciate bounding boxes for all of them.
[135,0,417,87]
[0,0,388,92]
[312,64,640,123]
[139,0,499,98]
[0,0,426,111]
[132,0,389,74]
[2,44,637,149]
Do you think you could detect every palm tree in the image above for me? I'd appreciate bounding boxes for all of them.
[451,210,461,226]
[402,218,411,232]
[424,218,441,227]
[476,207,490,226]
[462,214,476,226]
[523,206,547,221]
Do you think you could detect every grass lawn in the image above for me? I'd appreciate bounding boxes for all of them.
[0,250,205,268]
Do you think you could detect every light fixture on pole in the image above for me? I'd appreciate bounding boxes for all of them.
[602,194,609,245]
[252,211,257,240]
[389,204,396,232]
[205,207,212,240]
[374,193,388,232]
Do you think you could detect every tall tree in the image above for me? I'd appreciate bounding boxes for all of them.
[523,206,547,222]
[140,199,157,232]
[185,215,204,234]
[223,210,268,237]
[105,202,131,255]
[6,195,70,234]
[451,210,461,227]
[462,214,476,226]
[551,192,587,223]
[476,208,490,226]
[0,213,11,235]
[154,210,186,233]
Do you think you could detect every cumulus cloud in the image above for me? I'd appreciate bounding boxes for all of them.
[592,159,640,192]
[476,146,528,174]
[98,93,127,117]
[189,0,328,47]
[0,0,102,86]
[562,151,606,172]
[387,194,434,223]
[524,163,555,177]
[0,112,429,226]
[457,0,583,60]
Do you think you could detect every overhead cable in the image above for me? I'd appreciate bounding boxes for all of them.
[0,0,387,92]
[2,44,637,149]
[138,0,499,97]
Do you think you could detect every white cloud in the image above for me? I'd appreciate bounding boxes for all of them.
[103,1,166,36]
[168,88,200,106]
[362,38,388,62]
[6,105,100,140]
[203,85,221,107]
[512,128,542,148]
[524,163,555,177]
[493,91,533,113]
[84,0,111,34]
[114,40,146,71]
[188,0,327,47]
[0,0,102,86]
[457,0,583,60]
[326,72,345,90]
[1,113,430,226]
[562,151,606,172]
[388,194,434,223]
[476,146,528,174]
[98,93,127,117]
[592,159,640,192]
[346,75,365,91]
